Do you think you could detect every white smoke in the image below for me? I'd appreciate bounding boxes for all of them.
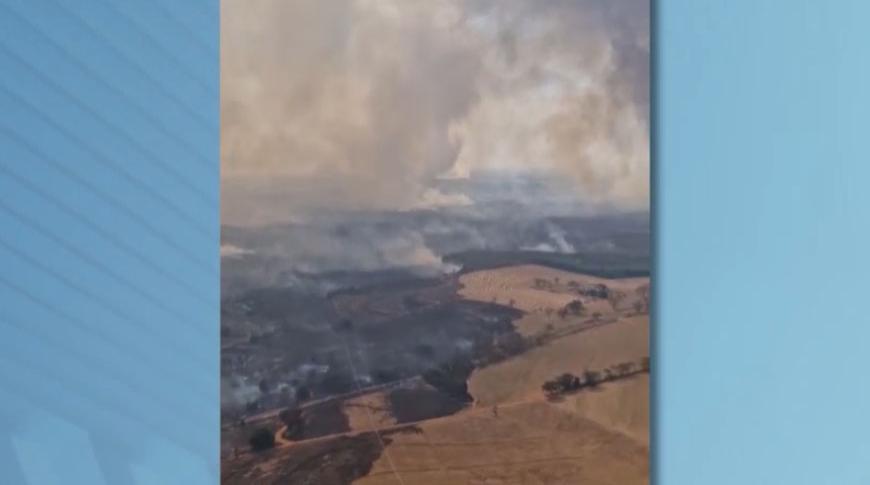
[220,244,254,258]
[521,222,576,253]
[221,0,649,226]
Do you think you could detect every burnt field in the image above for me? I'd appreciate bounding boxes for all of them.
[221,274,522,422]
[220,241,649,427]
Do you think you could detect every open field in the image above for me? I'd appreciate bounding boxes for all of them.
[224,393,647,485]
[469,315,648,406]
[356,400,648,485]
[459,264,648,335]
[563,374,649,445]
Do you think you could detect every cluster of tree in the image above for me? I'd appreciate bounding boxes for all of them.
[248,427,275,452]
[541,372,585,397]
[279,407,305,440]
[541,356,651,399]
[557,299,585,319]
[571,282,610,299]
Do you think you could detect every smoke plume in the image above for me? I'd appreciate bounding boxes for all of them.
[221,0,649,225]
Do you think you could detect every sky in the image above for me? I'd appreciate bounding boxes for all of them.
[221,0,649,226]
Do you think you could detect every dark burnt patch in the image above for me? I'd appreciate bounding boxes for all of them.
[388,387,468,424]
[223,426,421,485]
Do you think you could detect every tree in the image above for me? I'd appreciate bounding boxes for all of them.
[542,372,581,399]
[578,283,609,299]
[615,362,635,377]
[633,301,645,314]
[559,299,584,319]
[583,369,601,387]
[249,427,275,452]
[279,408,304,438]
[556,373,578,391]
[542,380,562,398]
[640,356,650,373]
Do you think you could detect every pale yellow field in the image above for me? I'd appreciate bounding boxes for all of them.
[355,400,648,485]
[560,374,649,445]
[469,315,649,406]
[459,264,648,336]
[459,264,647,313]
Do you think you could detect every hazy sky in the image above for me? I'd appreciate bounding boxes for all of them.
[221,0,649,225]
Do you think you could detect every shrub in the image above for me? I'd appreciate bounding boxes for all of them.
[279,408,304,438]
[558,299,585,318]
[542,372,581,398]
[640,356,650,372]
[249,427,275,452]
[583,370,601,387]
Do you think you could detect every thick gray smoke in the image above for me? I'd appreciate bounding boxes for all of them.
[220,186,650,297]
[221,0,649,226]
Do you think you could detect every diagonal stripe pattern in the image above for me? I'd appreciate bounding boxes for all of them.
[0,0,218,483]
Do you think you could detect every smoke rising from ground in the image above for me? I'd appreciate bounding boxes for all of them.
[221,0,649,226]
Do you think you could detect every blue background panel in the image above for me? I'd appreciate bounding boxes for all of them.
[0,0,218,484]
[657,1,870,484]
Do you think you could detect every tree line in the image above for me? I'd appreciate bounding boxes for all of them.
[541,356,650,399]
